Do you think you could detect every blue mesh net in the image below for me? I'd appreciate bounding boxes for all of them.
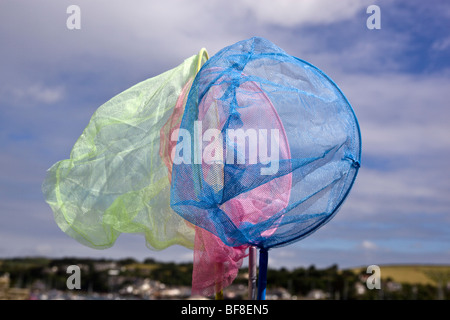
[170,37,361,251]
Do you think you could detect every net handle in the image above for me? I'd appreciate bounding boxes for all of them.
[257,248,268,300]
[248,246,257,300]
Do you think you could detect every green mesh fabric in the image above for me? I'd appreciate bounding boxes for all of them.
[42,52,208,250]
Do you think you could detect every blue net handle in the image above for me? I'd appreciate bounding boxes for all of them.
[257,248,269,300]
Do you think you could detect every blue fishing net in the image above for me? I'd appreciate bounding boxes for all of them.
[170,37,361,251]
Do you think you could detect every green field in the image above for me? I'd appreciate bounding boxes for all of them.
[350,265,450,285]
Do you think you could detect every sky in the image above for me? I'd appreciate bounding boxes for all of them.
[0,0,449,270]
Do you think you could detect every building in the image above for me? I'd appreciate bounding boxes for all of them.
[0,273,30,300]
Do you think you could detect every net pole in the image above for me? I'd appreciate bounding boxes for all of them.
[248,246,257,300]
[214,262,224,300]
[215,290,224,300]
[257,248,268,300]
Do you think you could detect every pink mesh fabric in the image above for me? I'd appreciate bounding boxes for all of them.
[161,70,291,297]
[159,77,250,297]
[196,77,292,236]
[187,78,291,296]
[160,78,193,180]
[192,229,248,297]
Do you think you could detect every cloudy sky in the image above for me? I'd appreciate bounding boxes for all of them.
[1,0,449,270]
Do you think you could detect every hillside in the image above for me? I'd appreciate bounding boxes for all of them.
[1,257,449,299]
[349,264,450,285]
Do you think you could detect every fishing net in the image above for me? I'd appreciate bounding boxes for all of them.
[170,37,361,292]
[171,66,293,296]
[159,59,251,297]
[42,36,361,299]
[42,50,208,251]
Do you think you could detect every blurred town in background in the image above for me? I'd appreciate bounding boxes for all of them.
[1,257,449,300]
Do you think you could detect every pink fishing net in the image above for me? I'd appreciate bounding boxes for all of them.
[159,75,248,297]
[160,70,291,297]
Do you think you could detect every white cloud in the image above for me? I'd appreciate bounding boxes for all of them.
[431,36,450,51]
[10,83,65,105]
[240,0,366,27]
[35,244,53,256]
[361,122,450,157]
[360,240,378,250]
[1,1,449,269]
[332,72,450,221]
[0,1,371,77]
[338,73,450,156]
[342,165,450,222]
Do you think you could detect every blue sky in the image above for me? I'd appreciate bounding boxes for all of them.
[1,0,449,269]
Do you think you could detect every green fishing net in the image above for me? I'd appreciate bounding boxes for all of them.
[42,50,208,251]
